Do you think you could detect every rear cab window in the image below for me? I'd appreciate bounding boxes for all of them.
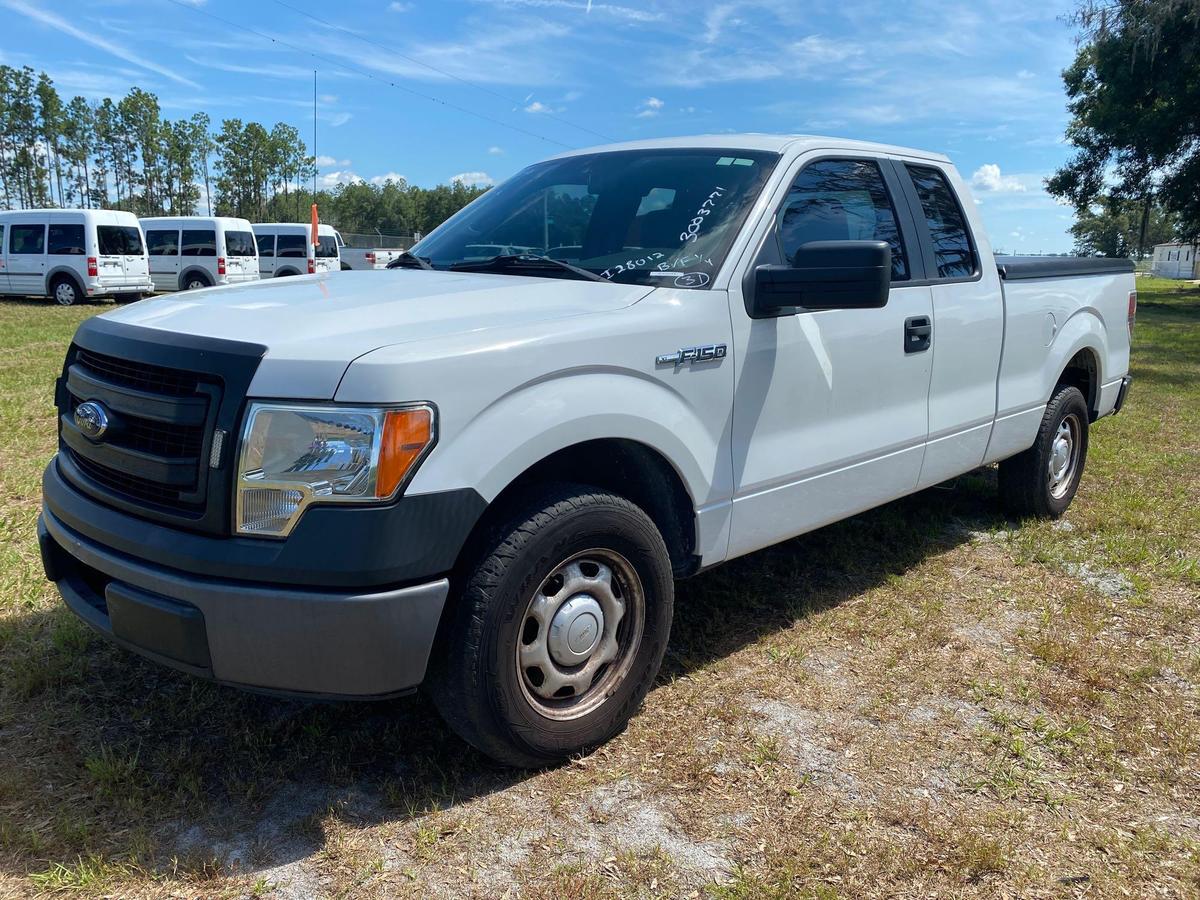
[225,230,257,256]
[904,164,978,279]
[98,226,145,256]
[48,224,85,255]
[181,230,217,256]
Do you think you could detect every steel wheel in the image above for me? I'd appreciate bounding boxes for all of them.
[1048,412,1082,499]
[186,278,207,291]
[54,280,78,305]
[516,548,645,721]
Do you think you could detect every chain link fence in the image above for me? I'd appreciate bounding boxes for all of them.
[337,232,421,249]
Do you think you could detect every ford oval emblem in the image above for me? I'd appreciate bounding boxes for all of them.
[74,401,110,440]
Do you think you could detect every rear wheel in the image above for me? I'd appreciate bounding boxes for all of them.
[998,384,1089,518]
[429,485,674,768]
[50,275,81,306]
[183,274,210,291]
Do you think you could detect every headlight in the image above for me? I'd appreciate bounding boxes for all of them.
[235,402,435,537]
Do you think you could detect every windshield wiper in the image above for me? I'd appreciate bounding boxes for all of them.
[448,253,607,283]
[386,250,433,270]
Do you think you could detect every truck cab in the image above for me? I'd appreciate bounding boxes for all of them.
[41,135,1134,767]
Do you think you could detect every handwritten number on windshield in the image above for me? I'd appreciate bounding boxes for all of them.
[681,188,726,244]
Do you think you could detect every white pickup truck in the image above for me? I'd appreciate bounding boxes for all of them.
[41,135,1134,767]
[335,232,405,270]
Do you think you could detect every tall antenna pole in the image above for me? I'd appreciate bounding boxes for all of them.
[313,69,318,197]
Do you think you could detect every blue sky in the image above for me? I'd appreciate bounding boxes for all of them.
[2,0,1082,252]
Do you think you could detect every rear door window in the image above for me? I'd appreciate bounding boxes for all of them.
[904,165,977,279]
[777,159,909,280]
[98,225,144,255]
[256,234,275,257]
[276,234,306,257]
[145,229,179,256]
[48,223,85,255]
[181,229,217,256]
[316,235,338,258]
[10,223,46,254]
[225,230,257,256]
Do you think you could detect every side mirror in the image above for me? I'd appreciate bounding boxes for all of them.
[751,240,891,316]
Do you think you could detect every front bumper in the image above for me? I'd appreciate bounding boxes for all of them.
[39,460,478,698]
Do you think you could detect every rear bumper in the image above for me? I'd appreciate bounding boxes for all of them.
[90,277,153,297]
[40,507,449,698]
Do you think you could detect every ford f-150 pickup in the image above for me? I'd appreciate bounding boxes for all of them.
[40,135,1135,767]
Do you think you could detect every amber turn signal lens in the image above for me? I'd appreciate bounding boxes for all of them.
[376,407,434,498]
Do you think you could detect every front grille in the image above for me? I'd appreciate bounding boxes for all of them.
[76,349,201,397]
[60,346,218,517]
[68,449,191,508]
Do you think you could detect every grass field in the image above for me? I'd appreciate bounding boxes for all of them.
[0,279,1197,899]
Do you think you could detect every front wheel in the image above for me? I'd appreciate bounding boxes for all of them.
[998,384,1089,518]
[428,485,674,768]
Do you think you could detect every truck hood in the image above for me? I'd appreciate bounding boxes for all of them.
[101,270,654,398]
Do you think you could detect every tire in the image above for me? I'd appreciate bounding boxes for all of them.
[114,293,144,303]
[50,275,82,306]
[340,262,352,271]
[998,385,1089,518]
[182,273,210,291]
[428,484,674,768]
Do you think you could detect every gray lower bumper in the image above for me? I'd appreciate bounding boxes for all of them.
[40,508,449,699]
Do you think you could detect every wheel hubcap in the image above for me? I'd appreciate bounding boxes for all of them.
[55,284,74,304]
[1048,414,1081,499]
[516,549,644,720]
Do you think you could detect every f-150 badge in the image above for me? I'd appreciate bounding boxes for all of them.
[656,344,728,368]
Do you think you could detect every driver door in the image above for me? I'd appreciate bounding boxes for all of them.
[726,155,934,559]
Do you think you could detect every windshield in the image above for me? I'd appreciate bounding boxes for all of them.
[412,148,779,288]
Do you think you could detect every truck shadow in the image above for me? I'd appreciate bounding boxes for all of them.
[0,470,1004,882]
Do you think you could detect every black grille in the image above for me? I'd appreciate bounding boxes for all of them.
[76,348,201,397]
[69,448,192,508]
[65,393,206,460]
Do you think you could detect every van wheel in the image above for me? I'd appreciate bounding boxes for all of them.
[183,274,210,291]
[51,276,81,306]
[998,385,1089,519]
[428,484,674,768]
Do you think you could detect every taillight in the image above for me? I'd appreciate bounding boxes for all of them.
[1127,290,1137,339]
[307,258,315,274]
[365,251,375,264]
[217,257,226,276]
[87,257,98,277]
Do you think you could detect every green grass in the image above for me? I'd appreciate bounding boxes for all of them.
[0,279,1197,898]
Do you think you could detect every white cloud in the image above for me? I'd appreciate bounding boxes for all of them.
[451,171,495,186]
[488,146,504,155]
[315,155,350,167]
[971,163,1028,193]
[523,100,565,114]
[791,35,859,66]
[369,172,407,185]
[319,170,363,189]
[473,0,663,23]
[388,1,412,10]
[636,96,665,118]
[3,0,201,89]
[328,112,353,127]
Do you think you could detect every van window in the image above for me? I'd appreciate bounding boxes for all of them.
[316,235,339,258]
[256,234,275,257]
[98,226,145,256]
[276,234,307,257]
[145,229,179,256]
[181,229,217,256]
[48,223,86,255]
[905,164,977,279]
[777,159,909,280]
[10,223,46,254]
[225,230,257,257]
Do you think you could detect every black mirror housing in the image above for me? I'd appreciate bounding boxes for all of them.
[752,240,892,316]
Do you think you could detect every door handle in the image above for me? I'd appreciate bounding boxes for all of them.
[904,316,932,353]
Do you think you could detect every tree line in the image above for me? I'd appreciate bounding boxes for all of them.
[0,66,487,236]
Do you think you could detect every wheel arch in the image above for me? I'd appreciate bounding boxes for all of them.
[1055,346,1100,420]
[178,266,212,290]
[45,266,85,297]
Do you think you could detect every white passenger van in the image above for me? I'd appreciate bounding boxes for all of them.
[140,216,260,292]
[252,223,341,277]
[0,209,152,305]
